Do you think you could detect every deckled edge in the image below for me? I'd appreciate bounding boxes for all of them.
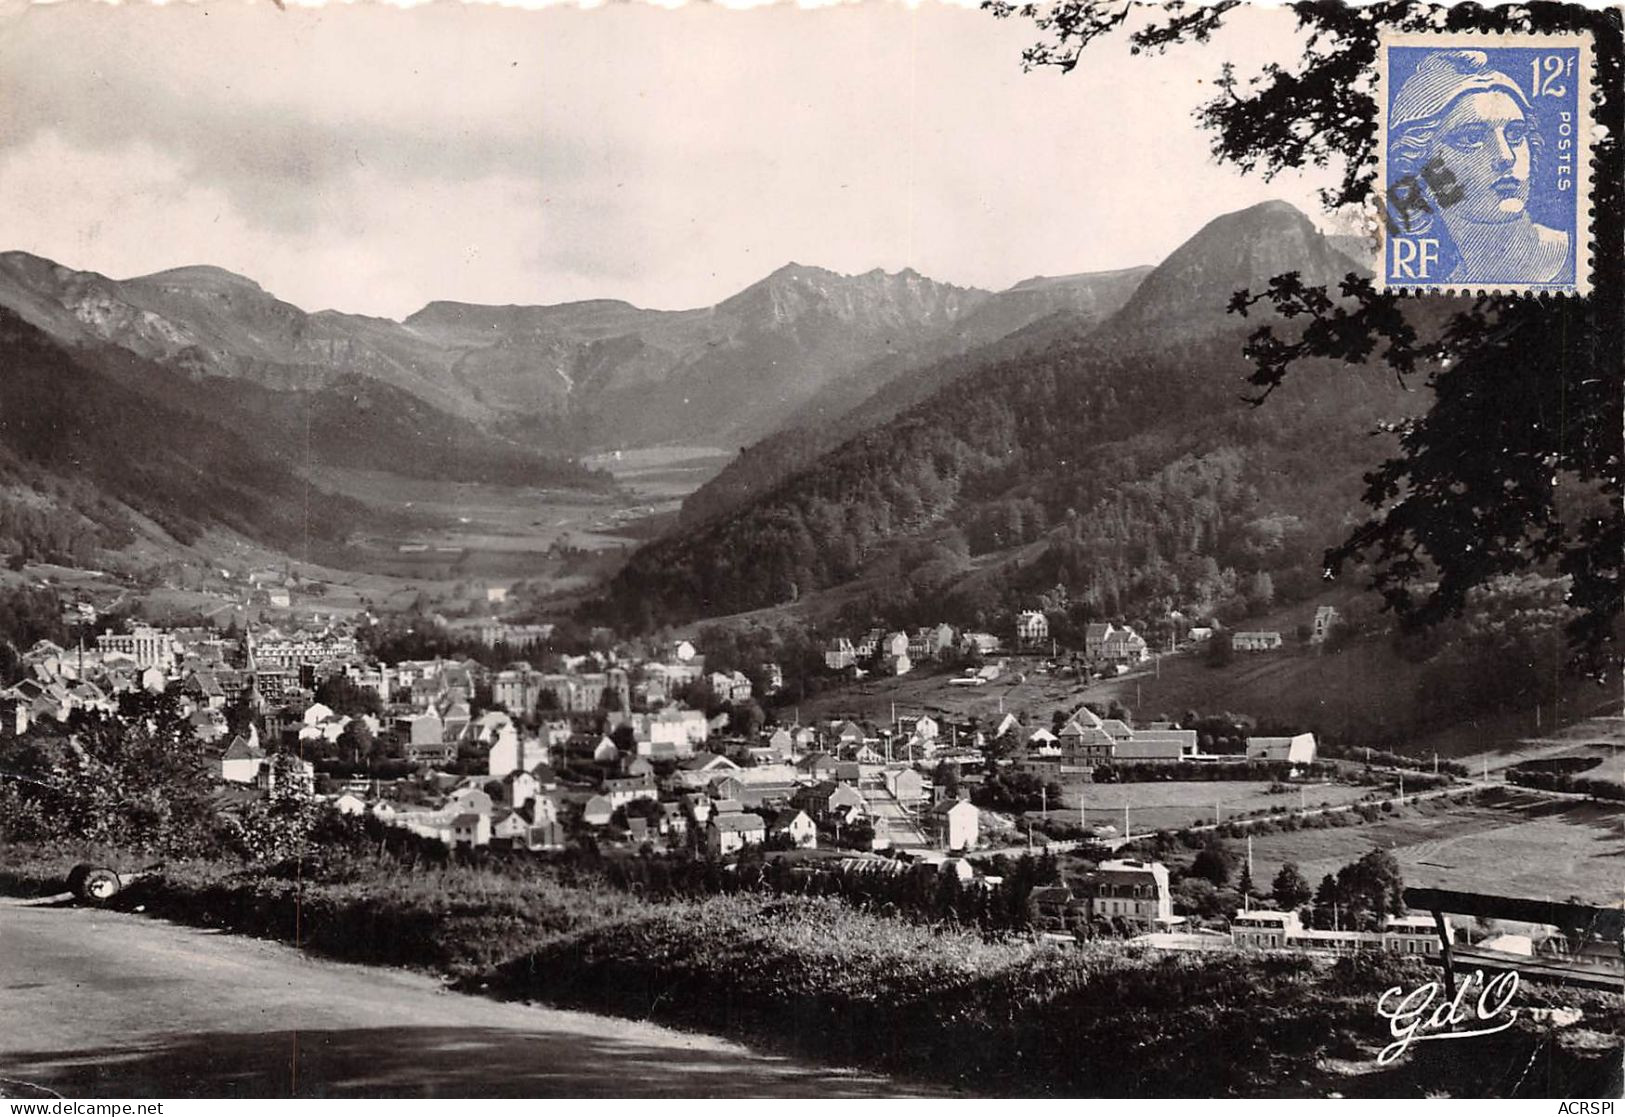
[1373,28,1596,299]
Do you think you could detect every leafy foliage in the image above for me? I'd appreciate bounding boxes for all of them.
[972,765,1064,812]
[1191,839,1238,886]
[0,693,220,855]
[1271,861,1313,908]
[987,0,1623,668]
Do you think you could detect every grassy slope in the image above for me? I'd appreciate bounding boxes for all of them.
[1140,790,1625,908]
[1078,637,1615,762]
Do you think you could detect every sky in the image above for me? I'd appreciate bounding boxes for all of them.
[0,0,1342,319]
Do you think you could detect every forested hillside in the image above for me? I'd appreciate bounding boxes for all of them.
[606,321,1416,632]
[0,308,369,562]
[677,268,1153,527]
[80,344,615,492]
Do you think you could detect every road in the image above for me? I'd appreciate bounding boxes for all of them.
[0,902,940,1098]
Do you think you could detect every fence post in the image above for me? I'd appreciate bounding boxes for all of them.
[1431,907,1457,1008]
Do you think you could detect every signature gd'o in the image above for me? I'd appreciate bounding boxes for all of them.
[1375,970,1521,1065]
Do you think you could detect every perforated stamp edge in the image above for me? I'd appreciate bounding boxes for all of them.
[1374,28,1595,298]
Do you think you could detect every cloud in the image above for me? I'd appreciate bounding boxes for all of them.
[0,0,1338,317]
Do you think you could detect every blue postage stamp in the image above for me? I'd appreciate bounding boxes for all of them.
[1378,32,1594,295]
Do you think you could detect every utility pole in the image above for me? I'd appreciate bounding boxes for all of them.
[1123,804,1130,841]
[1041,785,1048,819]
[1299,785,1305,812]
[1245,836,1254,912]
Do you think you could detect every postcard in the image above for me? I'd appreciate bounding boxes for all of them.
[0,0,1618,1103]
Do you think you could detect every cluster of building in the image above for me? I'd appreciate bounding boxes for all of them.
[1228,908,1449,956]
[351,707,986,857]
[1032,859,1453,958]
[512,713,982,857]
[1008,706,1317,778]
[822,624,976,677]
[6,619,990,858]
[819,616,1158,679]
[0,623,352,737]
[1228,606,1342,654]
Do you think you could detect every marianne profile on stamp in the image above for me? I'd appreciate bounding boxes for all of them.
[1388,49,1571,287]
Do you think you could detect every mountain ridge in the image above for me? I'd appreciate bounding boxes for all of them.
[0,253,1036,454]
[605,199,1403,631]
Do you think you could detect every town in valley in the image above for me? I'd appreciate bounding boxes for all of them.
[0,0,1619,1099]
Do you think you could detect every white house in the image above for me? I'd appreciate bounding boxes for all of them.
[449,813,491,848]
[1083,859,1174,932]
[601,775,658,810]
[898,714,939,741]
[1233,631,1284,652]
[219,735,266,783]
[490,808,531,845]
[883,767,926,803]
[925,798,979,852]
[332,792,367,816]
[770,809,818,849]
[824,638,858,671]
[502,769,540,810]
[1114,730,1199,762]
[1016,610,1049,646]
[1247,733,1317,764]
[486,722,523,776]
[1310,606,1341,645]
[706,811,766,856]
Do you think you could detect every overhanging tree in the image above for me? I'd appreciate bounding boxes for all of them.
[986,0,1622,673]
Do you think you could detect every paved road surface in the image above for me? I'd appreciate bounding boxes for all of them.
[0,903,939,1098]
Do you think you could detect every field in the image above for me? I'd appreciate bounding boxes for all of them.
[585,444,734,501]
[20,447,738,622]
[1079,636,1618,767]
[1181,790,1625,908]
[1055,779,1374,834]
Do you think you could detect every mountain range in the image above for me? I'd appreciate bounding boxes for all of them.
[603,201,1405,632]
[0,199,1391,622]
[0,250,1159,457]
